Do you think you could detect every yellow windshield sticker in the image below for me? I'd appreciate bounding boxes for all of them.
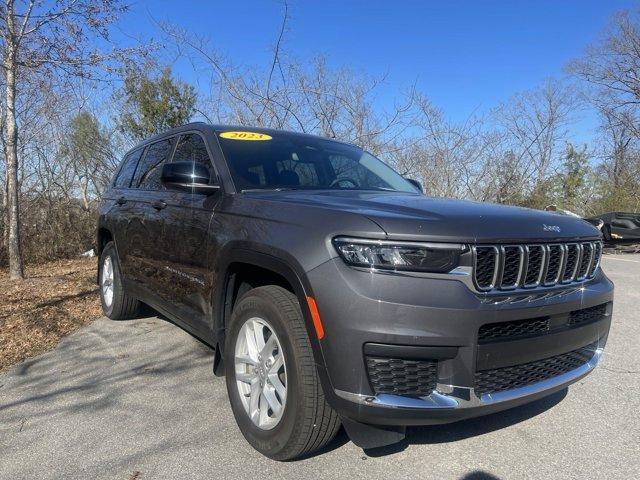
[219,131,272,141]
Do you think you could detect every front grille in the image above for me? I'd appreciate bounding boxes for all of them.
[478,317,550,344]
[473,241,602,292]
[569,303,607,327]
[366,356,437,396]
[474,343,597,395]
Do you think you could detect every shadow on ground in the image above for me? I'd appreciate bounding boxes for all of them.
[359,389,567,458]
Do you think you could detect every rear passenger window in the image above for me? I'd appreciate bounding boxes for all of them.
[173,133,211,165]
[133,139,175,190]
[114,149,143,188]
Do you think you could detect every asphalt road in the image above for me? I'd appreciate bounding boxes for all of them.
[1,255,639,480]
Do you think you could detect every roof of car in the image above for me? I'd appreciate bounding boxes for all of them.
[127,122,355,153]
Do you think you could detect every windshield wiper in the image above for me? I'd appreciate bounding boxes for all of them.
[359,186,397,192]
[240,187,299,193]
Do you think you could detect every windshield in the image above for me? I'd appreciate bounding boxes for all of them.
[216,130,419,193]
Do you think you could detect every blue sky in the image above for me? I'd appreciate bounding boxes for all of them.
[119,0,637,143]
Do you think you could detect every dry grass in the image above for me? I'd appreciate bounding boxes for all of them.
[0,258,101,372]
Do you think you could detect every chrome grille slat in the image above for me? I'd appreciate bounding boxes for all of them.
[499,246,523,289]
[472,241,602,292]
[523,245,544,287]
[577,242,593,280]
[588,242,602,277]
[561,244,580,283]
[544,245,564,285]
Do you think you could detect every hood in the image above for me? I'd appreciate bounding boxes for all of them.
[243,190,601,243]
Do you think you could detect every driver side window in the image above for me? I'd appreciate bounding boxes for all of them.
[173,133,212,166]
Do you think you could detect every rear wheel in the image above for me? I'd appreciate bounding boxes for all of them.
[99,241,141,320]
[225,285,340,460]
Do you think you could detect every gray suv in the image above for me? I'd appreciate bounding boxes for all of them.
[97,123,613,460]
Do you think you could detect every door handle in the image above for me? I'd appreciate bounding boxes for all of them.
[152,200,167,210]
[116,196,127,205]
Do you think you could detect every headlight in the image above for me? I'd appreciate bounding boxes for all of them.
[333,237,466,273]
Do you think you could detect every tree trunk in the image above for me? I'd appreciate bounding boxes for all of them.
[80,177,90,211]
[2,161,8,254]
[4,2,24,279]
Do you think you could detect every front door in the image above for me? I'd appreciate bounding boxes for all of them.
[158,132,220,336]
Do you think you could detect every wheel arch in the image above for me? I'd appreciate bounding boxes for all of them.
[96,227,113,256]
[213,245,328,378]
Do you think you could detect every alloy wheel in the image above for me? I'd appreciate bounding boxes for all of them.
[234,317,287,430]
[101,256,114,309]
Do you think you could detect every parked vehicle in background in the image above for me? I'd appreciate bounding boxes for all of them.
[585,212,640,244]
[96,123,614,460]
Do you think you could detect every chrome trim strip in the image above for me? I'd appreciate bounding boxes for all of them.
[540,244,551,286]
[334,349,602,410]
[588,242,595,274]
[575,243,584,280]
[515,245,526,287]
[495,246,505,289]
[558,244,568,283]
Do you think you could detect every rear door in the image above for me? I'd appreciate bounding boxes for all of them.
[110,147,145,284]
[158,132,220,335]
[123,137,176,295]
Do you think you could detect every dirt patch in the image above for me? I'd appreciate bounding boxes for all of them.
[0,258,100,372]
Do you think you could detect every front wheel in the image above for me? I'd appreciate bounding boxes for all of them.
[225,285,340,460]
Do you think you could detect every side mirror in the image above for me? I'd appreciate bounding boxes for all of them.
[405,178,423,193]
[161,161,220,194]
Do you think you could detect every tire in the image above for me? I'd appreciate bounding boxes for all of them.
[99,241,141,320]
[225,285,340,460]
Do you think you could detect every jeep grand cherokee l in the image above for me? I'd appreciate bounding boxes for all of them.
[97,123,613,460]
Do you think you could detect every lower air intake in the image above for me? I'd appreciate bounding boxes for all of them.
[366,356,437,396]
[474,343,597,396]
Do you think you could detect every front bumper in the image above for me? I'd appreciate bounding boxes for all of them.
[307,258,613,426]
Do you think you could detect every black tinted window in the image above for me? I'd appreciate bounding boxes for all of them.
[173,133,211,165]
[133,139,174,190]
[114,149,143,188]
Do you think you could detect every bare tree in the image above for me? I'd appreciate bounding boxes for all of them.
[0,0,134,279]
[398,94,504,200]
[159,1,415,159]
[568,10,640,137]
[493,79,577,195]
[568,9,640,212]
